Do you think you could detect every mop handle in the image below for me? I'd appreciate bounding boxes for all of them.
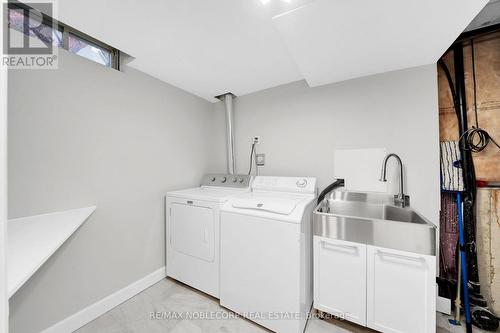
[457,192,472,332]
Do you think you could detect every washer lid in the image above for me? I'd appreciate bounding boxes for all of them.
[231,196,302,215]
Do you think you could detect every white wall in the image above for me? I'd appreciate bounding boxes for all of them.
[7,51,440,332]
[8,50,214,333]
[213,65,440,224]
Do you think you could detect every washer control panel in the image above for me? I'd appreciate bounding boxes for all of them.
[201,174,252,188]
[251,176,317,194]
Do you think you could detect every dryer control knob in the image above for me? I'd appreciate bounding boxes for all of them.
[238,177,244,183]
[231,177,237,182]
[220,177,227,183]
[210,177,216,182]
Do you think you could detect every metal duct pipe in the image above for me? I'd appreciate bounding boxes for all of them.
[216,93,236,174]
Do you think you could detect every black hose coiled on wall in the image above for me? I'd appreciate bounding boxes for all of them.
[459,127,500,153]
[459,40,500,154]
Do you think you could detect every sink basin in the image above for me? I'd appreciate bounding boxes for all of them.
[314,190,436,255]
[324,201,428,224]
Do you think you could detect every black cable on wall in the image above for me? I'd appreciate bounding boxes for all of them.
[458,39,500,153]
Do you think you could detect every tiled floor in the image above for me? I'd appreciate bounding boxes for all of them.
[77,278,493,333]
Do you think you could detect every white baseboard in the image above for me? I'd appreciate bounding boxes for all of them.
[41,266,166,333]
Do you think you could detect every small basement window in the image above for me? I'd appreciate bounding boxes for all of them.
[67,32,118,69]
[7,1,120,70]
[8,6,63,48]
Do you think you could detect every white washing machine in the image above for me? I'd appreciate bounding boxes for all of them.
[166,174,252,298]
[220,176,317,333]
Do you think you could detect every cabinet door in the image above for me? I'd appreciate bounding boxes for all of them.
[366,245,436,333]
[314,236,367,326]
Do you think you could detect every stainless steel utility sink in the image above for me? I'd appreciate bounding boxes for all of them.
[325,201,428,224]
[314,190,436,255]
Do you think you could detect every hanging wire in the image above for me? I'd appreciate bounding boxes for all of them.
[459,39,500,153]
[247,143,255,175]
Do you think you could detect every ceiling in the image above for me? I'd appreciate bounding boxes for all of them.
[272,0,489,87]
[52,0,489,102]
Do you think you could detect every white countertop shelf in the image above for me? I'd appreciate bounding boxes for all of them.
[7,206,96,298]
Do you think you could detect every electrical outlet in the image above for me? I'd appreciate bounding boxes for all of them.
[256,153,265,166]
[253,136,261,144]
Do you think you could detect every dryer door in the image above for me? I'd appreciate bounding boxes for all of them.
[170,202,215,262]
